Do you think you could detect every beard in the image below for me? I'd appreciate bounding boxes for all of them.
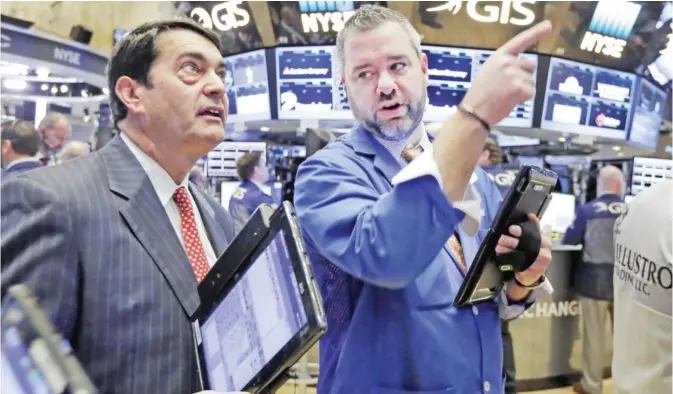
[350,90,427,142]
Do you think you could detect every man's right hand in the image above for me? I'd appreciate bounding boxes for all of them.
[462,20,552,127]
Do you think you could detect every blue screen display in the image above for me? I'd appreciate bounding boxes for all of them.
[541,57,636,139]
[223,49,271,123]
[628,77,667,150]
[201,230,308,392]
[423,45,537,127]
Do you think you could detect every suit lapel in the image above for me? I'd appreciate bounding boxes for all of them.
[101,136,200,317]
[348,126,401,184]
[190,185,229,256]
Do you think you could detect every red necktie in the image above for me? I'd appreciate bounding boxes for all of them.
[401,145,466,272]
[173,187,210,282]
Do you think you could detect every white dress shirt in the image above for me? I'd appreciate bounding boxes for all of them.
[121,133,218,267]
[376,125,552,319]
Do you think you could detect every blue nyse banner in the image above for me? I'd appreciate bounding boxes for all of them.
[0,23,108,77]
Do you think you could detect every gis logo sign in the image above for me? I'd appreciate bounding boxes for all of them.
[580,1,642,58]
[426,0,537,26]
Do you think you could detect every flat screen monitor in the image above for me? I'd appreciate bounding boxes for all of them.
[540,192,576,235]
[541,57,637,139]
[627,77,667,150]
[423,46,538,128]
[224,49,271,123]
[630,156,673,195]
[206,141,267,179]
[276,46,352,120]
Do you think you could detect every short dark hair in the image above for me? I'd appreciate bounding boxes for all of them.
[483,137,503,165]
[107,18,221,127]
[1,119,40,156]
[236,151,263,181]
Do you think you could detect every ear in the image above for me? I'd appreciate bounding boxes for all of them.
[115,76,146,117]
[420,52,429,83]
[2,140,12,155]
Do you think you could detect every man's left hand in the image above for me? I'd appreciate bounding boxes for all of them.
[495,213,552,286]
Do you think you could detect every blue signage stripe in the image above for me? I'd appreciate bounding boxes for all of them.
[299,1,355,13]
[588,1,641,40]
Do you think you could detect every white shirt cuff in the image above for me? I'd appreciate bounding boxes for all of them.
[498,279,554,321]
[391,150,482,236]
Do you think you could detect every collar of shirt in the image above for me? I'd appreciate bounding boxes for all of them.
[120,133,189,205]
[372,123,477,185]
[5,157,42,170]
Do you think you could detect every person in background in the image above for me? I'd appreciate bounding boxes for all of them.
[477,137,517,394]
[293,5,554,393]
[189,165,209,191]
[37,112,71,165]
[228,151,274,233]
[612,180,671,394]
[562,165,625,394]
[478,137,504,167]
[60,140,91,162]
[1,119,42,177]
[2,18,243,394]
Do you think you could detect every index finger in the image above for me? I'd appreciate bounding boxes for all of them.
[498,20,552,55]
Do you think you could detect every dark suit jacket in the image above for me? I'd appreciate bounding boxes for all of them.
[2,159,43,178]
[1,135,235,393]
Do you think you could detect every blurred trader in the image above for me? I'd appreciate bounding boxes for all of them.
[1,119,42,176]
[293,6,554,393]
[612,180,671,394]
[60,140,91,161]
[562,165,625,394]
[229,151,274,233]
[478,137,517,394]
[1,19,242,394]
[37,112,71,165]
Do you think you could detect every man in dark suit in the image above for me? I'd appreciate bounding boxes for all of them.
[2,19,245,394]
[229,151,275,233]
[1,119,42,177]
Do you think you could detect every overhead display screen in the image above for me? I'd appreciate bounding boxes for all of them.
[423,45,537,127]
[275,44,537,127]
[630,157,672,195]
[224,49,271,124]
[541,57,636,139]
[276,46,353,120]
[206,141,267,179]
[628,77,667,150]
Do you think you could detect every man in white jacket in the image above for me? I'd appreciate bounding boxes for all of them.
[612,179,672,394]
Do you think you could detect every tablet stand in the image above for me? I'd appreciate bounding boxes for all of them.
[493,217,541,274]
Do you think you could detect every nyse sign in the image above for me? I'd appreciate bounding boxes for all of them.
[301,11,355,33]
[190,1,251,32]
[426,0,537,26]
[580,31,626,58]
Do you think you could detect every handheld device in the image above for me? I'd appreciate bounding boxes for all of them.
[454,165,558,307]
[2,284,98,394]
[192,202,326,393]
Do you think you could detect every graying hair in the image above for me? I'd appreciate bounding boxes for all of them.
[336,5,422,75]
[38,112,68,130]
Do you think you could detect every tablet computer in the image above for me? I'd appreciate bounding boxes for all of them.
[2,284,98,394]
[192,201,327,393]
[454,165,557,307]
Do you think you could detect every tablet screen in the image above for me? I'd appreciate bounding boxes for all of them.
[200,229,308,391]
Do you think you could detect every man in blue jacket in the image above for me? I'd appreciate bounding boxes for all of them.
[293,5,554,393]
[563,165,625,394]
[229,151,275,233]
[1,119,42,178]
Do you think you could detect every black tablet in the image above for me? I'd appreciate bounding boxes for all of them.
[2,284,98,394]
[192,201,327,393]
[453,165,557,307]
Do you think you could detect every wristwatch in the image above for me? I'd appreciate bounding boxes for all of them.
[513,274,547,290]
